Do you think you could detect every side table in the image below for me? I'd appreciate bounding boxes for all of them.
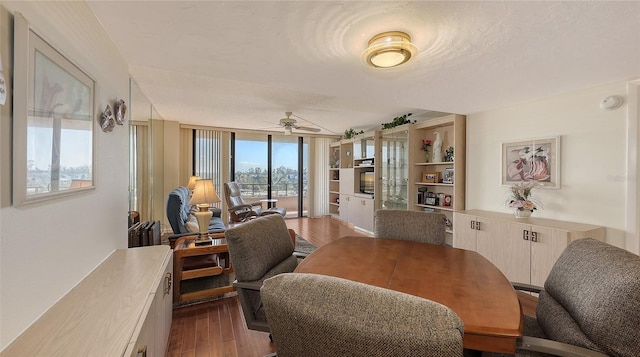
[173,234,235,304]
[260,198,278,209]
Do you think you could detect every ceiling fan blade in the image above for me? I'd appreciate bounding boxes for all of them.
[294,125,321,133]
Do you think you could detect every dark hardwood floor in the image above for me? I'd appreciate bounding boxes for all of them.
[166,215,536,357]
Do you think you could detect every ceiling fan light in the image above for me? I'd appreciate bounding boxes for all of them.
[362,31,418,68]
[284,126,292,135]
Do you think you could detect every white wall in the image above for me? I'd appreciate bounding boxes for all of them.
[0,2,130,349]
[466,81,636,250]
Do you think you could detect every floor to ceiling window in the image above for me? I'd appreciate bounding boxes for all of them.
[233,132,308,217]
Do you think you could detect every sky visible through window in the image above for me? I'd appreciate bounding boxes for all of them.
[235,140,304,171]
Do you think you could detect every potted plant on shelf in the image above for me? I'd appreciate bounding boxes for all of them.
[381,113,415,129]
[421,139,432,162]
[506,181,541,218]
[343,128,364,139]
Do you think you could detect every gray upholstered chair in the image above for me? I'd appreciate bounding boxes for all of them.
[224,214,297,332]
[374,209,446,245]
[262,273,464,357]
[223,181,286,223]
[502,238,640,357]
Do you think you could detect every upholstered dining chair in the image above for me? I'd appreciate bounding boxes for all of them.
[223,181,286,223]
[374,209,447,245]
[494,238,640,357]
[224,214,297,333]
[262,273,464,357]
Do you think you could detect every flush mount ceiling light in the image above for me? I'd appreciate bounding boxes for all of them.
[362,31,418,68]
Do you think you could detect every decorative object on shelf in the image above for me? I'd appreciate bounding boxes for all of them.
[422,171,440,183]
[100,104,115,132]
[502,136,560,188]
[506,181,541,218]
[362,31,418,68]
[432,131,442,162]
[444,146,454,162]
[421,139,432,162]
[382,112,414,129]
[345,149,352,157]
[114,99,126,125]
[330,149,339,168]
[343,128,364,139]
[443,168,454,184]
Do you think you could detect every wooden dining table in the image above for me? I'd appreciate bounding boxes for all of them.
[294,236,523,354]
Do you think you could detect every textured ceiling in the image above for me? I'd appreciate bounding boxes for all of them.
[86,1,640,136]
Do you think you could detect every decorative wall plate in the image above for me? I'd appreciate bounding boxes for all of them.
[100,104,115,132]
[114,99,126,125]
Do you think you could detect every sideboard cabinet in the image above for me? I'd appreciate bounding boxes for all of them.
[454,210,605,286]
[3,246,173,357]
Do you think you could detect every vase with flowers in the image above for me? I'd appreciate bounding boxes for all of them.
[421,139,432,162]
[506,181,541,218]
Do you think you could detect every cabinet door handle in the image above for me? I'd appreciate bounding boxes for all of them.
[475,222,481,230]
[531,231,538,242]
[165,272,172,295]
[523,230,529,240]
[470,221,475,230]
[137,346,147,357]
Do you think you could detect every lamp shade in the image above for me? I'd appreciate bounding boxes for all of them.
[189,179,220,206]
[187,175,200,190]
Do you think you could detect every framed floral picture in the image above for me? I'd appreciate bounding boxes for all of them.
[501,136,560,189]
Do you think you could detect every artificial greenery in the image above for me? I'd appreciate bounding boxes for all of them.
[381,113,415,130]
[343,128,364,139]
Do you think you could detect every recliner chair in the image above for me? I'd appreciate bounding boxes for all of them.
[223,181,286,223]
[166,186,226,248]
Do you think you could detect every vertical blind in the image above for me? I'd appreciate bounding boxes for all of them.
[194,129,223,208]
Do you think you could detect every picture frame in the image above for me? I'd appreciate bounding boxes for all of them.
[422,171,440,183]
[443,168,454,184]
[13,13,95,206]
[501,136,560,189]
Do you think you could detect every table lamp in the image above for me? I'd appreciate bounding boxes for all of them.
[187,175,200,196]
[188,179,220,245]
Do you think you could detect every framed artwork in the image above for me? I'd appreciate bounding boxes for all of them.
[13,13,95,205]
[422,171,440,183]
[443,168,454,184]
[501,136,560,189]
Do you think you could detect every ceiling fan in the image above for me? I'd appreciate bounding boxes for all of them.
[279,112,321,135]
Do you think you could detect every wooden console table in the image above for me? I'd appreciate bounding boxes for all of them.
[3,246,173,357]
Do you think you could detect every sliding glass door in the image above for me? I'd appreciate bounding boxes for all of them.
[233,132,308,217]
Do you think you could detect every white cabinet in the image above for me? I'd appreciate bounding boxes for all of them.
[351,195,375,232]
[339,194,374,232]
[331,131,378,232]
[3,246,173,357]
[454,210,605,286]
